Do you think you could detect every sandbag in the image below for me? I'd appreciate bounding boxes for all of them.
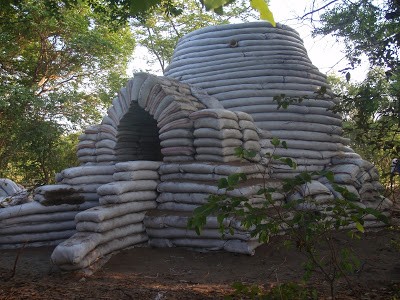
[97,180,159,196]
[76,212,146,233]
[99,191,158,205]
[61,166,116,179]
[75,201,156,223]
[52,225,146,267]
[189,108,238,121]
[56,233,148,270]
[194,128,242,139]
[113,170,159,181]
[193,138,242,148]
[193,117,239,130]
[115,161,162,172]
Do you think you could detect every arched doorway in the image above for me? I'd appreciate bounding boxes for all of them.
[115,103,163,162]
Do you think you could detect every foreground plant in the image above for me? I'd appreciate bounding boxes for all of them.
[189,139,389,299]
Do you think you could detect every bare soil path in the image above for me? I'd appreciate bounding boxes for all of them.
[1,228,400,299]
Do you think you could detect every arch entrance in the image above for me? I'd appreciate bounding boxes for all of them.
[115,103,163,162]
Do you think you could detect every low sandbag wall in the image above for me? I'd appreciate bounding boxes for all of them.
[0,165,116,249]
[0,201,96,249]
[51,161,162,270]
[145,161,275,255]
[190,109,268,163]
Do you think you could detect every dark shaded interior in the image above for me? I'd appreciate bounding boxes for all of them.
[115,104,163,161]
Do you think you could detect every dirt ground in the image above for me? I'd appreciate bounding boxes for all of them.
[1,225,400,299]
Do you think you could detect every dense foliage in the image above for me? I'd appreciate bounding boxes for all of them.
[312,0,400,188]
[0,0,135,185]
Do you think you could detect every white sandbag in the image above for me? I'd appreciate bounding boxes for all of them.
[56,233,148,270]
[159,162,215,174]
[96,154,116,162]
[75,201,156,223]
[194,128,242,139]
[157,202,199,211]
[0,179,23,195]
[77,140,96,150]
[157,182,221,194]
[234,111,254,121]
[242,129,260,141]
[193,138,242,148]
[195,146,237,156]
[97,180,158,196]
[115,161,162,172]
[76,212,146,233]
[0,220,76,235]
[159,118,193,133]
[160,138,193,148]
[193,117,239,130]
[195,154,239,162]
[0,230,76,244]
[160,172,224,182]
[51,223,145,266]
[161,146,195,156]
[243,141,261,151]
[223,239,261,255]
[190,86,224,109]
[189,108,238,121]
[99,191,158,204]
[238,120,258,131]
[159,129,193,140]
[62,175,114,185]
[163,156,195,162]
[61,165,116,179]
[51,223,144,267]
[157,192,209,203]
[96,139,117,149]
[330,164,362,177]
[0,211,79,226]
[0,201,96,221]
[113,170,159,181]
[35,184,72,195]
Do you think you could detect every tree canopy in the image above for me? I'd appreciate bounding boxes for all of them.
[0,0,135,184]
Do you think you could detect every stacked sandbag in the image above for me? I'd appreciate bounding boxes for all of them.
[51,160,161,270]
[0,178,31,208]
[37,165,116,204]
[145,212,262,255]
[145,162,280,255]
[156,162,268,212]
[189,109,263,163]
[164,22,349,168]
[327,154,392,212]
[77,124,117,164]
[0,201,96,249]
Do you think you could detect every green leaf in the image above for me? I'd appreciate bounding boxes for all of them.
[218,178,229,189]
[271,137,280,147]
[250,0,276,26]
[355,221,365,233]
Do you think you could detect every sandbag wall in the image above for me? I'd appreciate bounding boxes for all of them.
[0,201,96,249]
[163,22,349,169]
[145,162,272,255]
[0,166,115,249]
[51,161,161,270]
[189,109,266,162]
[163,21,389,211]
[77,124,117,165]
